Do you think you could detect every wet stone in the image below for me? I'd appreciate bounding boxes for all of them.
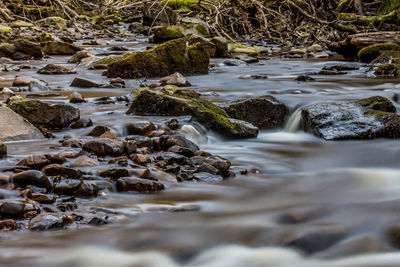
[160,72,191,87]
[74,182,98,198]
[0,141,7,156]
[54,180,81,195]
[193,172,223,182]
[62,138,86,148]
[197,162,219,175]
[42,164,81,179]
[87,125,111,137]
[296,75,315,82]
[204,156,231,174]
[161,135,199,151]
[71,77,103,88]
[0,200,40,217]
[126,121,155,135]
[71,156,99,167]
[29,213,73,231]
[116,177,164,193]
[18,154,50,169]
[71,118,93,129]
[167,145,195,157]
[69,91,86,103]
[12,170,52,191]
[37,64,77,75]
[31,193,56,204]
[157,152,187,165]
[0,219,19,230]
[84,138,124,156]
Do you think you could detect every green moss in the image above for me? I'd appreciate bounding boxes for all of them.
[195,24,209,37]
[374,63,400,77]
[35,32,54,43]
[372,50,400,64]
[153,25,184,43]
[228,44,246,52]
[0,26,12,33]
[107,38,209,78]
[338,13,359,21]
[358,42,400,63]
[96,57,118,65]
[160,0,202,11]
[289,49,306,55]
[379,0,400,15]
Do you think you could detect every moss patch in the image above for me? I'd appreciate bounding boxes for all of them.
[374,63,400,77]
[372,50,400,64]
[358,42,400,63]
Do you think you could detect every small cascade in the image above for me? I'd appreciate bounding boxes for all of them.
[284,109,303,133]
[181,124,208,144]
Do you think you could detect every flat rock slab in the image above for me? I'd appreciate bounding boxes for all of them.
[0,107,43,141]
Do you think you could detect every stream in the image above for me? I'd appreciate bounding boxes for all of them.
[1,38,400,266]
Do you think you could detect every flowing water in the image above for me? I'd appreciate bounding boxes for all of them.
[1,38,400,266]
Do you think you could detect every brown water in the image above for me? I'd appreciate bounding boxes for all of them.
[1,39,400,267]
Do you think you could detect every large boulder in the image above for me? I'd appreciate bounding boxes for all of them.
[223,96,289,129]
[8,99,79,129]
[106,38,209,78]
[43,41,81,55]
[301,96,400,140]
[0,107,43,141]
[358,42,400,63]
[143,3,177,26]
[127,88,258,138]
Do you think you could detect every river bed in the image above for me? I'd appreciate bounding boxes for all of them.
[1,39,400,266]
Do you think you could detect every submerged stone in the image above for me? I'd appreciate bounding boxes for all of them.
[302,96,400,140]
[127,88,258,138]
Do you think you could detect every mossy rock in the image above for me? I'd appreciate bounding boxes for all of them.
[36,17,67,30]
[372,50,400,64]
[212,36,229,58]
[289,49,307,55]
[374,63,400,77]
[187,35,216,57]
[160,0,205,11]
[14,39,43,59]
[106,38,209,78]
[358,42,400,63]
[153,23,209,43]
[35,32,54,43]
[0,25,12,33]
[8,99,80,129]
[127,88,258,138]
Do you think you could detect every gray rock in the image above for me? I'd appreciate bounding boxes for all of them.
[302,96,400,140]
[0,107,44,141]
[70,77,102,88]
[37,64,77,75]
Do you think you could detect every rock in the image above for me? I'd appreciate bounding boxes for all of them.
[36,17,67,30]
[143,2,177,26]
[79,55,121,69]
[0,107,44,141]
[127,88,258,138]
[212,36,229,58]
[67,51,94,64]
[69,91,85,103]
[224,59,245,66]
[12,170,52,191]
[307,44,323,53]
[116,177,164,193]
[0,200,39,217]
[106,38,209,79]
[204,156,231,174]
[167,145,194,157]
[28,80,50,92]
[126,121,155,135]
[375,63,400,77]
[235,55,259,64]
[358,42,400,63]
[193,172,223,182]
[0,219,19,230]
[70,77,102,88]
[18,154,50,169]
[37,64,76,75]
[29,213,73,231]
[54,179,81,194]
[84,138,124,156]
[322,64,359,71]
[301,96,400,140]
[14,39,43,59]
[31,193,56,204]
[42,164,81,179]
[197,162,219,175]
[87,125,111,137]
[161,134,199,151]
[0,141,6,156]
[8,99,80,129]
[160,72,191,87]
[296,75,315,82]
[43,41,81,55]
[71,156,99,167]
[223,96,289,129]
[313,52,329,58]
[100,131,118,140]
[187,35,216,57]
[12,76,41,87]
[110,77,125,86]
[62,138,85,148]
[289,49,306,56]
[74,182,98,197]
[0,87,15,98]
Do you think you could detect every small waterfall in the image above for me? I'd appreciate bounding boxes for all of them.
[284,109,302,133]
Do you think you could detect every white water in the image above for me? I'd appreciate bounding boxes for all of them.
[284,109,303,133]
